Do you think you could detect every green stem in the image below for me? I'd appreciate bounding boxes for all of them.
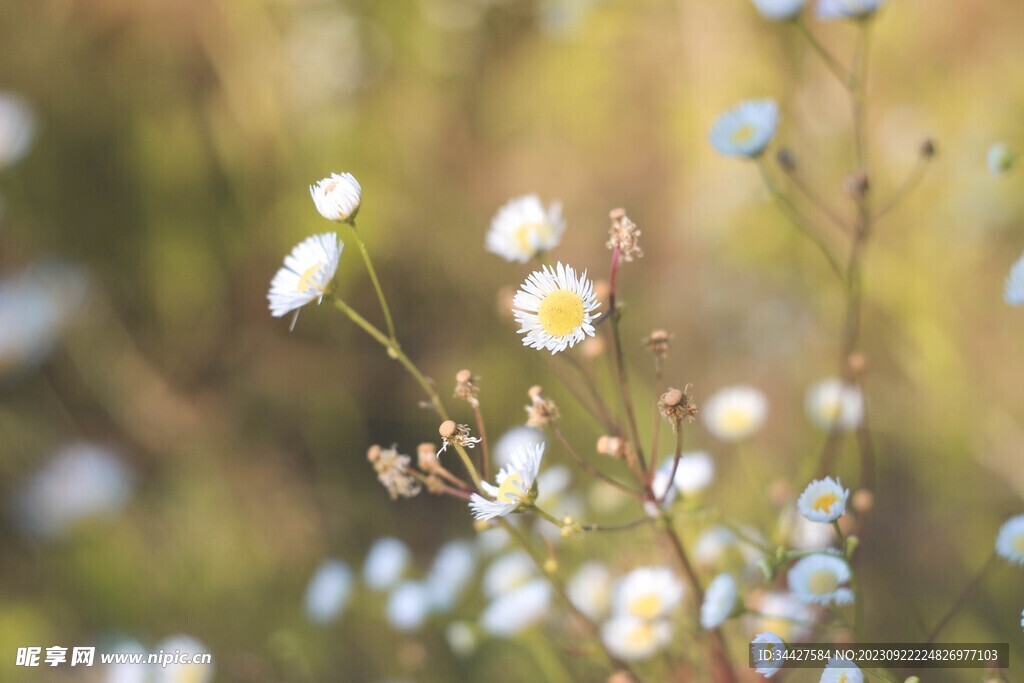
[924,552,997,644]
[348,221,398,344]
[795,19,854,86]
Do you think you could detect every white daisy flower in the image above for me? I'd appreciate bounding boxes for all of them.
[710,100,779,158]
[751,632,786,678]
[601,616,673,661]
[493,426,546,468]
[816,0,883,20]
[426,540,477,612]
[0,92,37,169]
[310,172,362,222]
[387,581,431,632]
[647,451,715,514]
[988,143,1016,175]
[469,442,544,521]
[512,263,600,354]
[1004,252,1024,305]
[13,442,133,539]
[797,477,849,523]
[567,562,613,621]
[788,554,854,605]
[701,573,739,629]
[820,656,863,683]
[752,591,818,641]
[154,635,213,683]
[483,550,537,598]
[486,194,566,263]
[995,514,1024,565]
[613,566,685,620]
[362,537,411,591]
[805,379,863,432]
[703,385,768,442]
[480,578,552,637]
[267,232,343,321]
[304,558,353,624]
[751,0,806,20]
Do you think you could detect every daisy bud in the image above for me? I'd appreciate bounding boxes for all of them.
[845,535,860,558]
[851,488,874,513]
[417,443,439,472]
[367,444,382,462]
[473,519,491,533]
[597,435,626,459]
[847,352,867,377]
[919,138,936,159]
[644,329,672,359]
[776,147,797,171]
[543,558,558,574]
[454,369,479,402]
[310,172,362,223]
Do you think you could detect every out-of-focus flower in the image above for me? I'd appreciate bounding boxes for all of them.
[426,540,477,612]
[479,579,551,637]
[996,514,1024,565]
[797,477,849,523]
[483,551,536,598]
[310,173,362,222]
[701,573,738,629]
[153,635,213,683]
[304,558,353,624]
[648,451,715,514]
[486,194,565,263]
[820,657,863,683]
[567,562,613,621]
[702,385,768,442]
[363,537,411,591]
[387,581,431,632]
[751,0,805,20]
[751,591,818,641]
[0,92,36,169]
[1019,608,1023,631]
[751,632,786,678]
[445,621,478,657]
[469,443,543,521]
[788,554,854,605]
[267,233,342,321]
[695,526,740,569]
[1004,252,1024,305]
[103,640,148,683]
[368,445,422,500]
[513,263,600,354]
[710,100,779,158]
[805,379,863,432]
[601,616,673,661]
[988,143,1016,175]
[816,0,883,20]
[493,426,546,469]
[783,505,840,551]
[613,567,684,620]
[13,442,133,539]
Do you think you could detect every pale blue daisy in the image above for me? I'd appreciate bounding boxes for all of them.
[710,100,779,158]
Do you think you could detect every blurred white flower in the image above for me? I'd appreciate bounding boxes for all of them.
[304,558,353,624]
[647,451,715,514]
[470,442,544,521]
[1020,608,1023,631]
[710,100,779,158]
[996,514,1024,565]
[513,263,600,354]
[788,554,854,605]
[475,524,511,555]
[816,0,883,20]
[387,581,431,632]
[445,621,478,657]
[479,579,551,637]
[784,506,840,551]
[820,656,863,683]
[702,385,768,442]
[614,567,685,620]
[751,0,805,20]
[310,173,361,222]
[267,233,342,321]
[797,477,849,523]
[493,426,546,469]
[695,526,739,568]
[103,640,148,683]
[988,143,1016,175]
[483,550,536,598]
[153,635,213,683]
[486,194,565,263]
[1004,251,1024,305]
[601,616,673,661]
[13,442,133,539]
[805,379,863,432]
[701,573,738,629]
[363,537,411,591]
[567,562,613,621]
[0,92,36,169]
[752,591,818,641]
[751,632,786,678]
[426,539,477,612]
[533,465,571,510]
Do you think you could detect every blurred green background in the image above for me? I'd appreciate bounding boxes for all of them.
[1,0,1023,681]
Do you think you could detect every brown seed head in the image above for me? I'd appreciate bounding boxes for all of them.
[417,443,439,471]
[661,388,684,407]
[367,444,382,462]
[439,420,458,439]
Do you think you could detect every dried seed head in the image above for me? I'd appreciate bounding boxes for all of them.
[661,388,684,407]
[525,386,560,428]
[658,385,697,430]
[644,329,672,359]
[439,420,458,440]
[367,444,382,463]
[417,442,439,471]
[438,421,481,454]
[371,445,422,500]
[454,368,479,402]
[606,208,643,262]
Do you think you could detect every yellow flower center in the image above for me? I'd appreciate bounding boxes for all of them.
[515,221,553,254]
[538,289,585,337]
[731,124,756,144]
[628,594,663,620]
[1014,533,1024,555]
[719,406,753,434]
[297,263,326,293]
[625,622,657,649]
[807,569,838,596]
[837,674,849,683]
[812,493,841,514]
[495,471,526,504]
[819,396,842,422]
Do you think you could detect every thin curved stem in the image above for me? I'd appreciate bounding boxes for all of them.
[349,222,398,344]
[925,553,997,644]
[795,19,853,86]
[874,157,932,220]
[550,423,645,498]
[780,165,852,234]
[580,517,657,532]
[657,426,685,507]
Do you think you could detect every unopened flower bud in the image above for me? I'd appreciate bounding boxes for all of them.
[310,172,361,222]
[644,329,672,359]
[439,420,458,440]
[454,369,479,402]
[367,444,382,462]
[597,435,627,459]
[847,352,867,377]
[658,386,698,430]
[417,443,439,471]
[543,558,558,574]
[776,147,797,172]
[851,489,874,513]
[845,535,860,558]
[919,139,936,159]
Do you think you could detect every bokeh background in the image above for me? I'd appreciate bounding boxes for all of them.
[2,0,1023,681]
